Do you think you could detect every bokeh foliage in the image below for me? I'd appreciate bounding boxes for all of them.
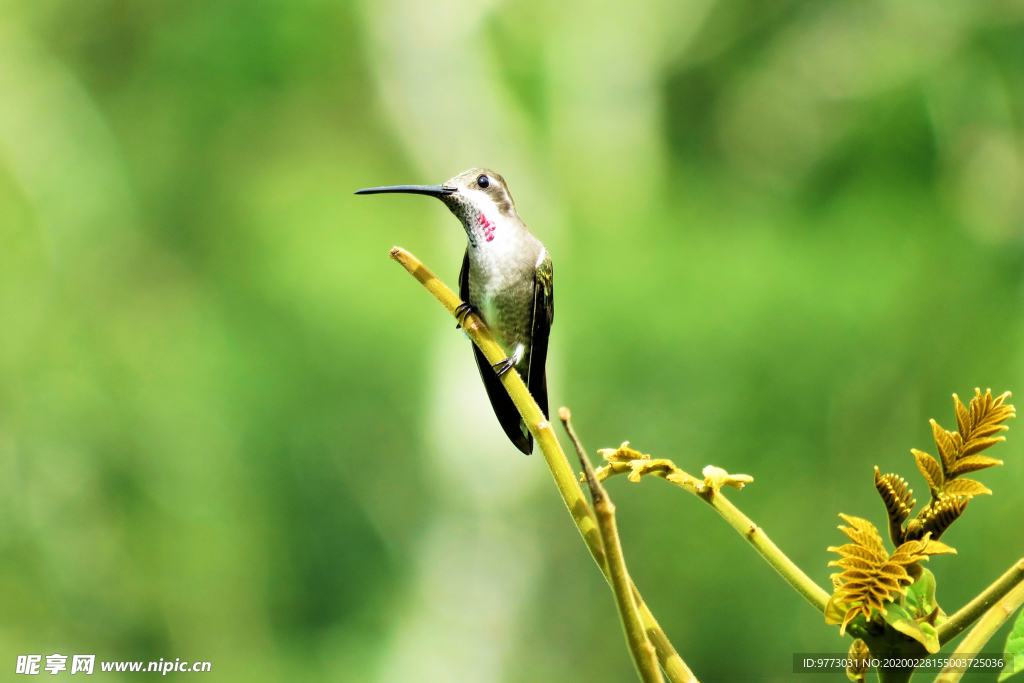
[1,0,1023,681]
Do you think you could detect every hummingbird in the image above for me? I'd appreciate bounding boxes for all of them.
[356,168,553,454]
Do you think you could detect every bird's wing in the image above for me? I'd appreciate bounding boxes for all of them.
[525,252,553,421]
[460,250,532,454]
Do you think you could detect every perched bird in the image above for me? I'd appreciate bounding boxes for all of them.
[356,168,552,454]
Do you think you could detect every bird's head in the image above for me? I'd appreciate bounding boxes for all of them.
[356,168,521,248]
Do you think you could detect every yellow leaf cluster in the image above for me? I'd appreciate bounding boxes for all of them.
[589,441,684,483]
[827,515,954,635]
[874,389,1013,546]
[829,389,1013,638]
[912,389,1013,500]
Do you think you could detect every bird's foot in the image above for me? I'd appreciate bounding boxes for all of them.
[454,302,476,329]
[492,358,515,378]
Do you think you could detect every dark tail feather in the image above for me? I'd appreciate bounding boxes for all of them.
[470,345,532,454]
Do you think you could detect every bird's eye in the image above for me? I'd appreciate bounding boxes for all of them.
[477,175,490,189]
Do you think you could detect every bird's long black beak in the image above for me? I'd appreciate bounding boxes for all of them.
[354,184,456,198]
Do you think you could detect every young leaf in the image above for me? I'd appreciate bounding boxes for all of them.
[913,449,944,494]
[949,455,1004,477]
[847,639,871,683]
[875,468,915,545]
[907,496,967,541]
[999,605,1024,682]
[883,602,941,653]
[825,594,851,626]
[905,568,937,619]
[919,622,941,654]
[827,517,948,633]
[963,436,1007,456]
[943,478,992,497]
[915,390,1015,503]
[919,538,957,556]
[700,465,753,492]
[931,420,958,470]
[957,390,1014,467]
[969,423,1010,440]
[597,441,648,463]
[954,394,970,439]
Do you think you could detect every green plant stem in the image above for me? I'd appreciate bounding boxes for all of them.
[861,632,929,683]
[938,558,1024,646]
[703,485,830,613]
[564,408,665,683]
[934,581,1024,683]
[390,247,696,683]
[605,466,830,613]
[878,662,918,683]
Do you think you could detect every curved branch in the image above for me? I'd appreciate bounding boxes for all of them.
[565,408,664,683]
[938,558,1024,646]
[934,581,1024,683]
[597,453,830,613]
[390,247,696,683]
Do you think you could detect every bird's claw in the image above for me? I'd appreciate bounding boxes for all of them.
[492,358,514,378]
[454,302,474,329]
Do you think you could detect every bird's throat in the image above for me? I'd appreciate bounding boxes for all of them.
[478,213,496,242]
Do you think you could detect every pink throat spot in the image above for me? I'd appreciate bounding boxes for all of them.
[478,213,496,242]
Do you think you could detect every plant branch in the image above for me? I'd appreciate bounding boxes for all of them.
[563,408,665,683]
[596,452,831,614]
[934,581,1024,683]
[706,484,831,613]
[938,558,1024,646]
[389,247,696,683]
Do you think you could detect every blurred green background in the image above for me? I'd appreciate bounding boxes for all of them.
[2,0,1024,681]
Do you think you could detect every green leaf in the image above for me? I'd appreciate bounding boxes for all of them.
[999,606,1024,681]
[906,568,937,619]
[883,602,940,653]
[918,623,940,654]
